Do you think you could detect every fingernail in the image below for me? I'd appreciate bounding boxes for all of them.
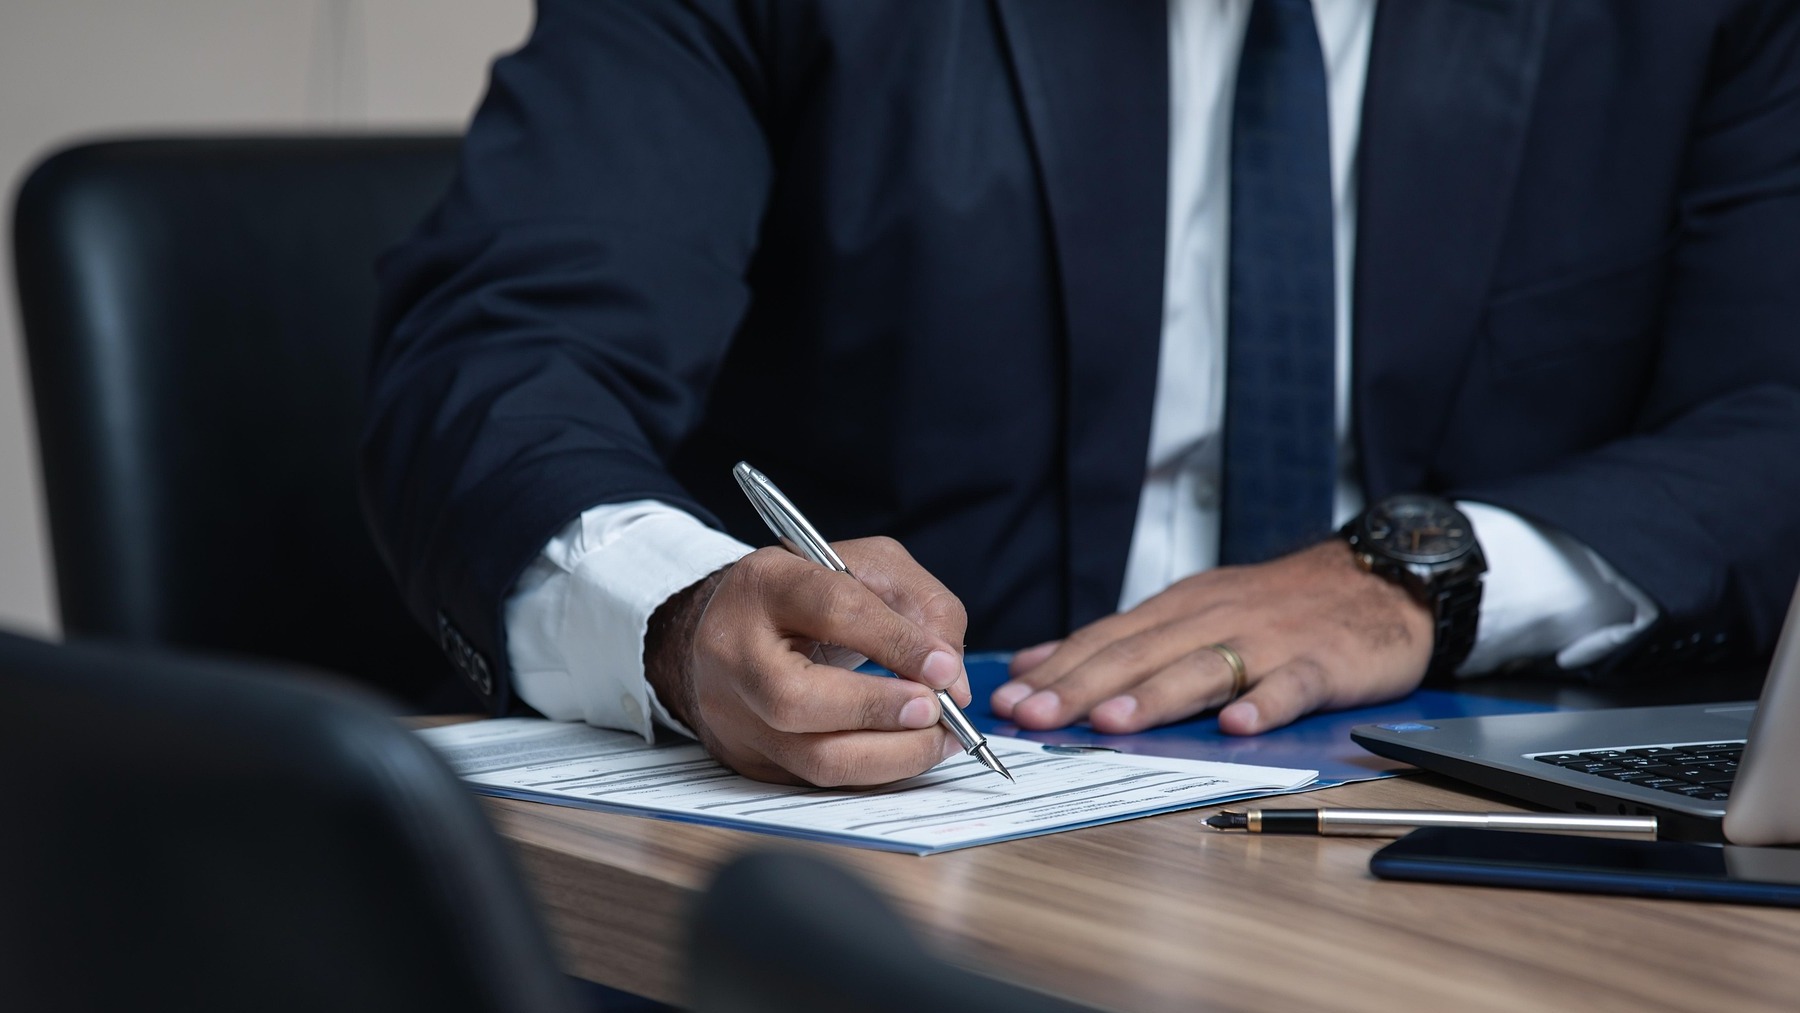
[990,681,1031,714]
[1092,695,1138,726]
[920,650,962,689]
[899,695,939,729]
[1220,700,1258,733]
[1015,690,1061,725]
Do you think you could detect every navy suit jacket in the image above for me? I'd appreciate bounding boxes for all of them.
[364,0,1800,712]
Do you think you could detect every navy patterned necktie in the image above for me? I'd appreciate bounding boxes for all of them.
[1218,0,1337,566]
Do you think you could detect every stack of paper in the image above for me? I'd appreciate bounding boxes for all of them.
[419,717,1316,854]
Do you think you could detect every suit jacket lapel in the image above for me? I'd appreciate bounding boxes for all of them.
[994,0,1168,627]
[1354,0,1552,497]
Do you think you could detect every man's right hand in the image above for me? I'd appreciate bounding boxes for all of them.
[644,536,970,786]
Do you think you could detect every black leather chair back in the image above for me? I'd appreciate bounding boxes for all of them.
[14,137,460,704]
[0,629,578,1013]
[688,850,1103,1013]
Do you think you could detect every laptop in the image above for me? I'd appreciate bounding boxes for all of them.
[1352,578,1800,844]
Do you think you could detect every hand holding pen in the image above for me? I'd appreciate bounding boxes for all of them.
[640,464,985,787]
[734,463,1012,781]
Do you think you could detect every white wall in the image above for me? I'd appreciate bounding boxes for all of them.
[0,0,533,635]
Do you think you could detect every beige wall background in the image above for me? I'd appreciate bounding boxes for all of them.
[0,0,534,635]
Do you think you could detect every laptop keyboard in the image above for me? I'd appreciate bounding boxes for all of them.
[1530,742,1744,803]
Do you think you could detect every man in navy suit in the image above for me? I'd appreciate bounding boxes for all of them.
[364,0,1800,785]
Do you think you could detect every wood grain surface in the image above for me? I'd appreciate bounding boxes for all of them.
[472,767,1800,1013]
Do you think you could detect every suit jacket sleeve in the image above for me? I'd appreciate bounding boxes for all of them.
[1451,2,1800,674]
[360,0,771,710]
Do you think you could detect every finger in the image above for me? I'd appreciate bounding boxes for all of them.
[772,727,961,788]
[1088,645,1243,734]
[1217,656,1334,735]
[736,654,945,735]
[836,537,971,702]
[993,640,1060,715]
[764,558,965,694]
[993,608,1173,716]
[1007,618,1207,729]
[1009,640,1060,675]
[838,537,970,645]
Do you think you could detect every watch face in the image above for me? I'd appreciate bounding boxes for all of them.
[1360,495,1476,565]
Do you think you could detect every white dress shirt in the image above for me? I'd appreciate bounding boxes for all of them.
[504,0,1658,738]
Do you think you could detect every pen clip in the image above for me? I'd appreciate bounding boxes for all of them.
[733,462,850,573]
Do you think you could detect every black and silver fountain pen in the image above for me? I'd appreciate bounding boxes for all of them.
[732,462,1014,782]
[1203,808,1657,838]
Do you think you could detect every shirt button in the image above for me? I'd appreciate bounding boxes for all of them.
[1192,475,1218,508]
[620,694,643,725]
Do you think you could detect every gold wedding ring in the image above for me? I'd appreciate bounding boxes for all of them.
[1205,643,1247,704]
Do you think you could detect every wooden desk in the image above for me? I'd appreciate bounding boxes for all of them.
[481,769,1800,1013]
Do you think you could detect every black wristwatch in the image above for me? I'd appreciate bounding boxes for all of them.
[1341,494,1487,679]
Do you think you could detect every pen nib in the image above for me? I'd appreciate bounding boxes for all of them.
[1203,811,1248,831]
[972,743,1014,782]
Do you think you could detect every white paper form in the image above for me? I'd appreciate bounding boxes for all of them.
[419,717,1317,854]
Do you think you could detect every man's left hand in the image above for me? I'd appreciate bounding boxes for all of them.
[990,540,1434,735]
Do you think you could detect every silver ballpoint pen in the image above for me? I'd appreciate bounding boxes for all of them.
[732,461,1014,782]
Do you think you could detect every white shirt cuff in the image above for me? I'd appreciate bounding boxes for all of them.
[503,499,752,740]
[1457,501,1660,675]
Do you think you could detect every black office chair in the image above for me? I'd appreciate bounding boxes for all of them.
[0,628,579,1013]
[687,850,1104,1013]
[13,136,462,705]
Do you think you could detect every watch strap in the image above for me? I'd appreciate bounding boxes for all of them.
[1424,570,1483,679]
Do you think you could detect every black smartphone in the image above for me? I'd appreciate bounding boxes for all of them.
[1370,827,1800,907]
